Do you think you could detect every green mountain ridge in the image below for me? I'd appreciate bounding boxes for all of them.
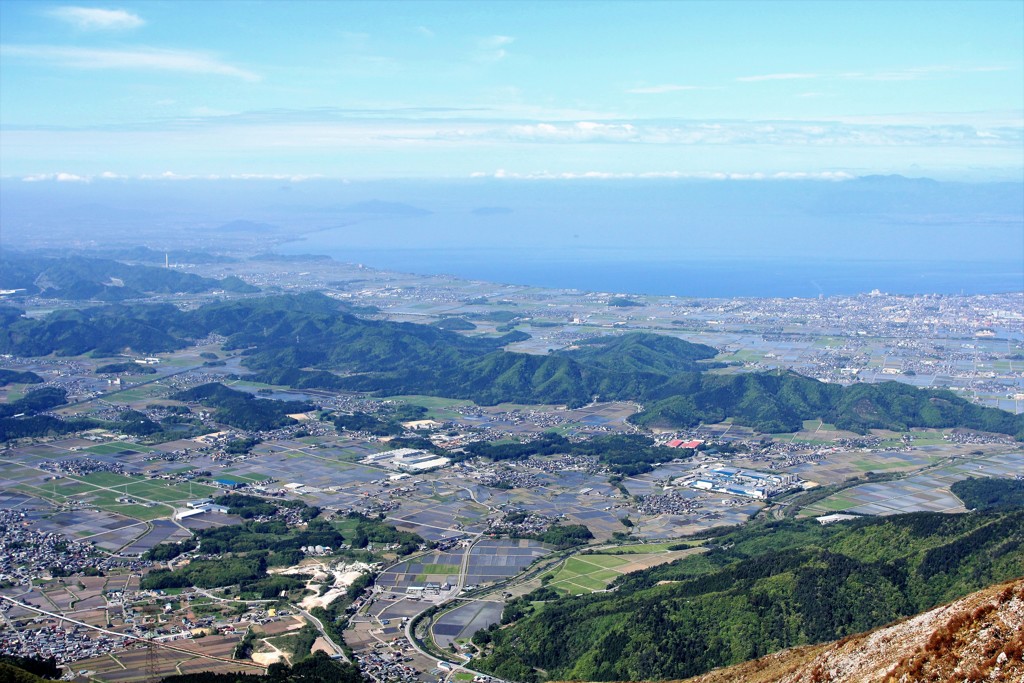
[0,252,257,301]
[1,292,1021,438]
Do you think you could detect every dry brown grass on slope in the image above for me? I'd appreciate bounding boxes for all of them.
[613,577,1024,683]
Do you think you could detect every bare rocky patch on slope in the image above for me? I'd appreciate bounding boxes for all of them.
[674,578,1024,683]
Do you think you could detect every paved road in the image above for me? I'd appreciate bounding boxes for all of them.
[297,606,350,664]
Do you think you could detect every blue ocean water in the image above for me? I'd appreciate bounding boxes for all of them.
[290,247,1023,298]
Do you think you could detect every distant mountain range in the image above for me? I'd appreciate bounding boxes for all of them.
[1,289,1021,441]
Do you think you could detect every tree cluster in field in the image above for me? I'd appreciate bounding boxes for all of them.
[171,383,316,432]
[465,432,690,476]
[224,437,262,454]
[95,362,157,375]
[0,387,209,443]
[141,508,423,592]
[0,387,101,441]
[0,369,43,387]
[3,292,1022,439]
[512,523,594,549]
[144,538,198,561]
[473,508,1024,682]
[331,403,426,437]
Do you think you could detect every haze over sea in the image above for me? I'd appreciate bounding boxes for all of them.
[268,177,1024,299]
[2,176,1020,298]
[282,247,1023,299]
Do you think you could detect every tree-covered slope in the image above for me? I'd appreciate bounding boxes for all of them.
[558,333,718,374]
[0,303,191,356]
[631,370,1023,437]
[473,510,1024,682]
[951,477,1024,511]
[0,252,257,301]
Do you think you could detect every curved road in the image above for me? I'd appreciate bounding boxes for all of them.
[297,606,350,664]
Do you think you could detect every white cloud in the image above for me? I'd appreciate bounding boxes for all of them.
[737,66,1009,84]
[736,73,818,82]
[840,65,1009,82]
[415,26,435,38]
[0,45,260,81]
[503,121,639,142]
[626,84,710,94]
[472,169,855,181]
[476,35,514,62]
[46,6,144,30]
[22,172,90,182]
[481,35,514,48]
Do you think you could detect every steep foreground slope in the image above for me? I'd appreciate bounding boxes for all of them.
[475,511,1024,681]
[676,578,1024,683]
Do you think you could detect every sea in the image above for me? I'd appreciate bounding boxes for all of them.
[278,245,1024,299]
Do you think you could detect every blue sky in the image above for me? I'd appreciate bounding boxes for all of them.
[1,0,1022,180]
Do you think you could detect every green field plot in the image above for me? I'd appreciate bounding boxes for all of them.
[332,517,361,535]
[107,386,165,401]
[127,481,218,502]
[572,555,630,570]
[719,350,763,363]
[560,574,611,594]
[55,481,102,496]
[215,471,265,483]
[106,503,172,521]
[381,395,473,410]
[84,443,140,455]
[84,490,129,507]
[419,564,460,574]
[546,555,631,594]
[13,483,71,503]
[604,541,694,554]
[851,459,905,472]
[806,494,858,513]
[72,472,138,487]
[0,462,43,482]
[907,433,948,446]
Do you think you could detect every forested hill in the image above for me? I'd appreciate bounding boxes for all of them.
[0,252,257,301]
[472,509,1024,682]
[1,291,1021,437]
